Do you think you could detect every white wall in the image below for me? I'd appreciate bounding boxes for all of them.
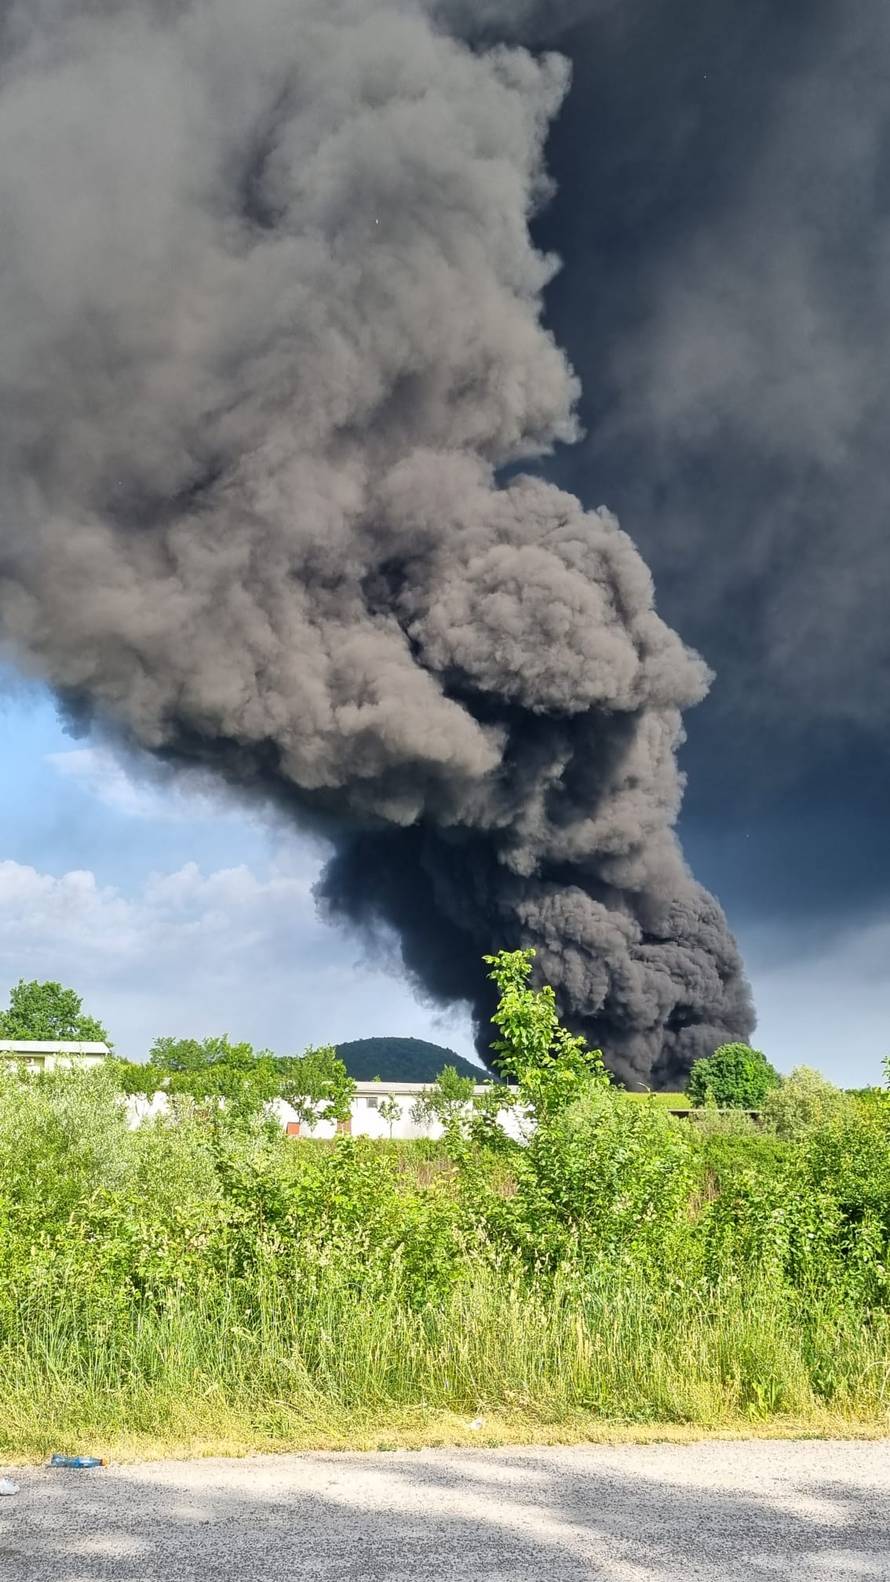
[125,1085,524,1143]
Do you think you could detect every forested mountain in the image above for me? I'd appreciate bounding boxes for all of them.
[334,1037,484,1083]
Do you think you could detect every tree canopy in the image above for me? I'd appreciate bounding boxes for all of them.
[0,980,111,1046]
[687,1042,780,1109]
[119,1034,355,1124]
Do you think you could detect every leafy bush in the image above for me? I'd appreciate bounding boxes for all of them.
[508,1087,697,1273]
[277,1045,355,1127]
[687,1106,759,1138]
[484,947,607,1118]
[0,1064,129,1229]
[410,1065,516,1154]
[762,1066,853,1139]
[687,1042,781,1108]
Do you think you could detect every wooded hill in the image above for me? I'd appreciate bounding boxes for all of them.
[334,1036,484,1083]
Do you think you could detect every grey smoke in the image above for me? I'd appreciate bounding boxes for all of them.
[0,0,752,1084]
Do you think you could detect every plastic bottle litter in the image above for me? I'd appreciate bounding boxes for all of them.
[0,1477,19,1496]
[49,1455,106,1469]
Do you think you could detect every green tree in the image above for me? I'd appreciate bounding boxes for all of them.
[0,979,110,1045]
[687,1042,780,1109]
[108,1058,159,1097]
[378,1092,402,1139]
[148,1034,261,1071]
[277,1045,355,1129]
[145,1035,280,1118]
[412,1065,477,1140]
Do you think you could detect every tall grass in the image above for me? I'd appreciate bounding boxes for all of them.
[1,1263,888,1457]
[1,1067,889,1456]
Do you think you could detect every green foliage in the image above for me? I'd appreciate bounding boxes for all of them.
[1,1057,889,1455]
[122,1036,356,1126]
[693,1126,795,1193]
[0,954,889,1454]
[412,1064,476,1135]
[624,1091,690,1110]
[688,1106,759,1138]
[484,948,607,1119]
[508,1088,697,1273]
[145,1035,280,1118]
[0,978,110,1045]
[477,953,693,1274]
[109,1057,165,1097]
[335,1036,483,1082]
[0,1064,129,1231]
[687,1042,781,1109]
[466,1080,518,1153]
[762,1066,853,1139]
[796,1093,890,1307]
[148,1034,258,1071]
[377,1092,402,1138]
[277,1044,355,1126]
[412,1066,520,1159]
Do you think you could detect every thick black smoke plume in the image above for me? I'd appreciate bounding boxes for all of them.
[0,0,752,1084]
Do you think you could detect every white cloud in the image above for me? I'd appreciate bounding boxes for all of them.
[0,857,311,958]
[0,855,477,1063]
[46,746,249,823]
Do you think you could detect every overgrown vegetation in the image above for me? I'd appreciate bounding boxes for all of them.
[0,952,888,1458]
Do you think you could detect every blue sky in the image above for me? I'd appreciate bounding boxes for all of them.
[1,679,885,1084]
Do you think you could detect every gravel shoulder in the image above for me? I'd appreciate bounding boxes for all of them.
[2,1439,889,1580]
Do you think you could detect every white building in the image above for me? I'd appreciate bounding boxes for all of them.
[0,1040,110,1074]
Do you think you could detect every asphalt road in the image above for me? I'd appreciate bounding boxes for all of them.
[2,1440,889,1580]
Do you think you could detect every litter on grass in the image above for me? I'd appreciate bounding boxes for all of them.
[50,1455,106,1469]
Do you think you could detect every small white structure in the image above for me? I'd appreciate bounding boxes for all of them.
[0,1040,110,1074]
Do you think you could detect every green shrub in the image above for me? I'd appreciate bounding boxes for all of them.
[506,1087,697,1274]
[762,1066,854,1139]
[687,1106,759,1138]
[0,1064,129,1230]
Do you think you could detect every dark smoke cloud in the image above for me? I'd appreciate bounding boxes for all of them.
[430,0,622,41]
[531,0,890,814]
[0,0,752,1084]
